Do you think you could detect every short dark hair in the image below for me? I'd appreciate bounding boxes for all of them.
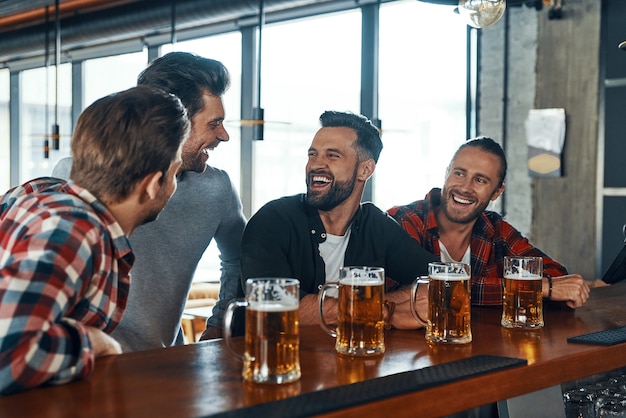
[137,51,230,118]
[319,111,383,163]
[70,86,190,202]
[454,136,507,186]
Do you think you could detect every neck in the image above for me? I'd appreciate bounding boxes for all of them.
[106,199,141,237]
[435,208,476,253]
[317,193,362,236]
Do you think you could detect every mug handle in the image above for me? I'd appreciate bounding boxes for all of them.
[223,299,247,361]
[410,277,429,325]
[318,283,339,337]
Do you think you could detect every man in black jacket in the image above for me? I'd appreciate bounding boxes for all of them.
[240,111,438,328]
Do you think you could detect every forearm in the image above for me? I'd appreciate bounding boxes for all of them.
[0,319,94,395]
[299,293,336,326]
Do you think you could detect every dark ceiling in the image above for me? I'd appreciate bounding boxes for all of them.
[0,0,358,68]
[0,0,143,33]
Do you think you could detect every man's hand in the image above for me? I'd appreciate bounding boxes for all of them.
[85,326,122,357]
[199,325,223,341]
[387,283,428,330]
[548,274,590,309]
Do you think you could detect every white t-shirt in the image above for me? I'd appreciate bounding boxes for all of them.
[319,226,352,296]
[439,241,471,265]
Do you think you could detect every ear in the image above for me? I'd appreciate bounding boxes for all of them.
[358,159,376,182]
[490,183,505,202]
[138,171,164,203]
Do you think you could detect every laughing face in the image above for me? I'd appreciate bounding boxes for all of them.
[440,146,505,225]
[305,127,361,211]
[180,93,229,173]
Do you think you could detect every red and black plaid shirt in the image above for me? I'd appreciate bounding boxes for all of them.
[387,188,568,306]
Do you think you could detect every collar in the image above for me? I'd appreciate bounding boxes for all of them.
[299,193,364,244]
[65,180,134,264]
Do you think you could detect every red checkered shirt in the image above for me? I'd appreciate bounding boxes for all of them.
[0,178,133,395]
[387,188,568,306]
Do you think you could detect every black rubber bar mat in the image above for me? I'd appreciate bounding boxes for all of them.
[205,354,527,418]
[567,326,626,346]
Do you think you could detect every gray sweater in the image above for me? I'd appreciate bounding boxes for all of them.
[52,157,246,351]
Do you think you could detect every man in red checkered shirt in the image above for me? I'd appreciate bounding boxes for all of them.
[0,86,189,395]
[388,136,589,309]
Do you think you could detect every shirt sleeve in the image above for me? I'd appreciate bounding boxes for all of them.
[206,177,247,329]
[241,205,298,293]
[499,220,568,277]
[0,214,97,395]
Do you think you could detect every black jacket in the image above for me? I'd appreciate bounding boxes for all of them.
[241,194,438,298]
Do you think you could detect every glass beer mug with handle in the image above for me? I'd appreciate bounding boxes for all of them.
[410,262,472,344]
[318,266,386,356]
[223,278,301,384]
[501,256,544,329]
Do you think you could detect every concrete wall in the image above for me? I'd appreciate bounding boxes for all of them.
[478,0,601,280]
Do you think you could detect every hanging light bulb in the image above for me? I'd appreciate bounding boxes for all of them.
[458,0,506,28]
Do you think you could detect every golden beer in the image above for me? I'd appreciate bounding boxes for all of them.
[501,275,544,328]
[335,278,385,356]
[426,272,472,344]
[243,302,301,384]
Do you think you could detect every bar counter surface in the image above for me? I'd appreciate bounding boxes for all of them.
[2,282,626,417]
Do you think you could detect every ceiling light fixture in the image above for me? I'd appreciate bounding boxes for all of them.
[457,0,507,29]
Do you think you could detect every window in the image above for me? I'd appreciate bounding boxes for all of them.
[84,51,148,107]
[0,69,9,191]
[19,64,72,183]
[253,11,361,213]
[375,1,467,211]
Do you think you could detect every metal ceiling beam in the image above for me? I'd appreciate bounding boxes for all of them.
[0,0,360,67]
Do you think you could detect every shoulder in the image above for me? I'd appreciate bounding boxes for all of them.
[252,195,303,217]
[359,202,403,228]
[51,157,73,180]
[387,188,438,220]
[179,166,233,188]
[387,200,424,218]
[480,210,524,238]
[170,167,240,205]
[483,210,505,224]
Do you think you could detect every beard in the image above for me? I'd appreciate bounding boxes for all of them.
[306,167,357,211]
[180,147,207,173]
[440,186,491,224]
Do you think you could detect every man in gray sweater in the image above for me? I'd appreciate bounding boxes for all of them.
[52,52,246,350]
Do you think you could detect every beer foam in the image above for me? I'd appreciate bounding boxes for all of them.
[248,301,298,311]
[339,277,384,286]
[504,273,542,281]
[430,273,470,281]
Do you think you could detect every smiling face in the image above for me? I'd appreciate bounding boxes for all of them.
[440,146,505,225]
[180,92,229,173]
[305,127,364,211]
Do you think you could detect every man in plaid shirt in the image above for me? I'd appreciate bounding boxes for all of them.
[0,86,189,395]
[388,136,590,309]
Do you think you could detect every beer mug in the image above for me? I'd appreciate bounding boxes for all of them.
[411,262,472,344]
[318,266,385,356]
[501,256,544,329]
[223,278,301,384]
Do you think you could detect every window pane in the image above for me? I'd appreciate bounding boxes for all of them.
[84,51,148,107]
[253,11,361,213]
[162,33,242,189]
[20,64,72,182]
[376,1,467,211]
[0,68,9,191]
[163,34,243,284]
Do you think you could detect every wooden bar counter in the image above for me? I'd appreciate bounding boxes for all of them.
[2,282,626,417]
